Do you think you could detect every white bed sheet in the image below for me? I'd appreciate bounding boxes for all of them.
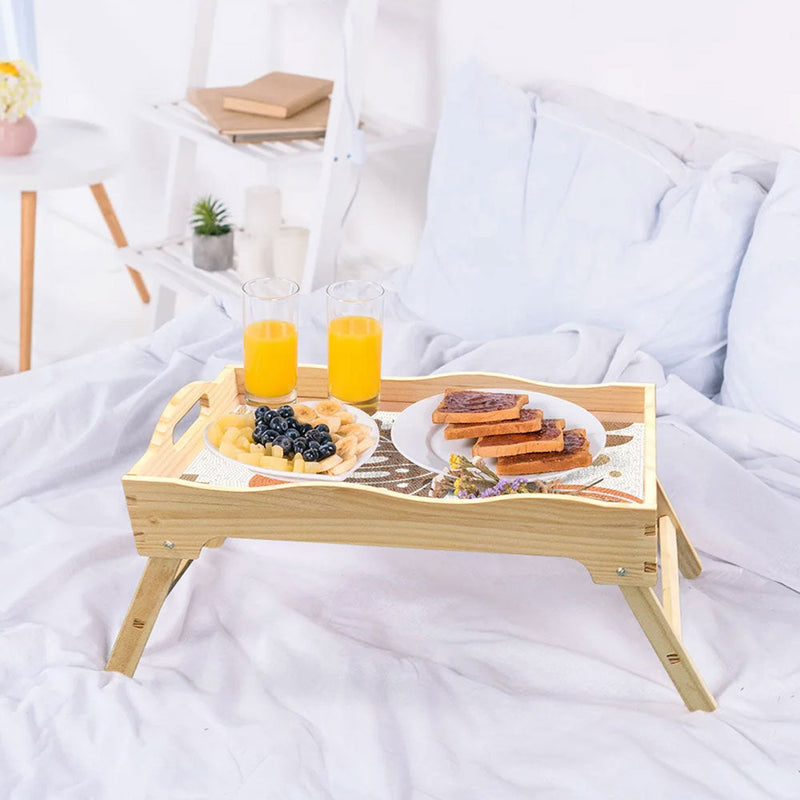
[1,296,799,799]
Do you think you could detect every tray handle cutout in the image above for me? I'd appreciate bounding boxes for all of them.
[150,380,215,452]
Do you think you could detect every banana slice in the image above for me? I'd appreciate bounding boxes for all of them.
[334,410,356,425]
[339,423,370,440]
[331,456,357,475]
[315,415,341,434]
[293,404,317,424]
[336,435,358,458]
[318,453,343,472]
[355,436,376,455]
[314,399,343,417]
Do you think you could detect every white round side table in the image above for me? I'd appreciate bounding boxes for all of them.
[0,116,150,371]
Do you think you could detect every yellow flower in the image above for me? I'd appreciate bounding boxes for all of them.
[453,477,462,493]
[449,453,461,471]
[0,59,40,122]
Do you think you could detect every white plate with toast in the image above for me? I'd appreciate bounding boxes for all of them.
[204,400,380,482]
[391,389,606,480]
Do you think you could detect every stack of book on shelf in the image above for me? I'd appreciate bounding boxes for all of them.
[188,72,333,143]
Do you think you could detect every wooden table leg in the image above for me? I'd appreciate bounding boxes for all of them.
[620,585,716,712]
[89,182,150,304]
[106,557,182,677]
[19,191,37,372]
[659,515,681,640]
[657,479,702,579]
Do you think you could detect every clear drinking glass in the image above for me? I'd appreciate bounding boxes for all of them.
[242,277,299,406]
[326,280,384,415]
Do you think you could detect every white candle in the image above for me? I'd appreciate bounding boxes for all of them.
[244,185,281,238]
[236,231,273,281]
[272,226,310,285]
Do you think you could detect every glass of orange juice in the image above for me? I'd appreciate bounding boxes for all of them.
[327,280,384,415]
[242,277,299,406]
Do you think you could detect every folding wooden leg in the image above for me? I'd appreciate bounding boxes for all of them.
[89,182,150,304]
[106,557,182,677]
[19,191,36,372]
[657,479,702,579]
[620,585,716,712]
[659,515,681,639]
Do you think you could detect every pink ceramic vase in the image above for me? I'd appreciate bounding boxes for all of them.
[0,115,37,156]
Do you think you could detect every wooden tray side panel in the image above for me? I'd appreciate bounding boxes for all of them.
[124,478,657,586]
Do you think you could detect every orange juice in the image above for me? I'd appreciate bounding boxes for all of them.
[243,319,298,401]
[328,315,382,404]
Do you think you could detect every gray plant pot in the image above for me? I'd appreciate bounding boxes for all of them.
[192,231,234,271]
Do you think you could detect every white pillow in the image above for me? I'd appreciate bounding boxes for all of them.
[721,149,800,430]
[400,61,766,394]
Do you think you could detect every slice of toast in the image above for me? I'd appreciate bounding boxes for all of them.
[431,390,529,424]
[495,428,592,475]
[444,408,544,440]
[472,419,566,457]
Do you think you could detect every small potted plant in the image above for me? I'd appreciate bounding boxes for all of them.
[0,59,41,156]
[191,195,234,271]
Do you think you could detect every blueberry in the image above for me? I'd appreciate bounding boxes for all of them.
[254,406,271,422]
[308,429,326,443]
[298,423,312,435]
[314,423,330,434]
[269,417,289,433]
[307,440,321,452]
[301,449,317,462]
[319,443,337,459]
[252,426,267,445]
[264,429,279,442]
[285,417,298,430]
[294,436,308,450]
[278,405,294,418]
[285,428,301,440]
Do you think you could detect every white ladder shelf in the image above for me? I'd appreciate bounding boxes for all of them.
[126,0,427,328]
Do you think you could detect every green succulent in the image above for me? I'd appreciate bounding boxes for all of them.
[190,196,232,236]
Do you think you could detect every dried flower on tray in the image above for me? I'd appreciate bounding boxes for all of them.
[429,453,602,499]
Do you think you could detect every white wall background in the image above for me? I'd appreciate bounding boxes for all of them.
[9,0,800,274]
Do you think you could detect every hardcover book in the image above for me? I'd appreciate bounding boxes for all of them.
[187,85,329,142]
[222,72,333,119]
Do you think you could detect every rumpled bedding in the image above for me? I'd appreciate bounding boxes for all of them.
[1,295,799,799]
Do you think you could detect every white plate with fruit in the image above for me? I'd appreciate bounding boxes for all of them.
[204,399,380,482]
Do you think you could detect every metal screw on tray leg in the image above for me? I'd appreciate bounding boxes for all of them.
[163,541,175,550]
[617,567,628,577]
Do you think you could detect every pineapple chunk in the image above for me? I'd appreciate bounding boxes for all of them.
[241,426,254,441]
[207,422,224,448]
[249,443,266,455]
[236,452,262,466]
[236,435,251,450]
[272,445,284,459]
[218,413,250,429]
[221,427,240,444]
[292,455,306,473]
[219,441,241,459]
[259,455,290,471]
[302,460,326,474]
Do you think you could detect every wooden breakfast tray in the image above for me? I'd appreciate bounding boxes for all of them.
[107,365,716,712]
